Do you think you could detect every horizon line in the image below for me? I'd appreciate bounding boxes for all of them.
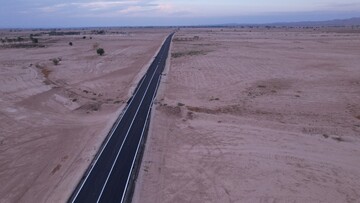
[1,16,359,30]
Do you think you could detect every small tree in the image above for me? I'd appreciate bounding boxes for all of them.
[97,48,105,56]
[69,42,73,46]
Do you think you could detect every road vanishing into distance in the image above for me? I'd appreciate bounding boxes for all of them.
[69,33,174,203]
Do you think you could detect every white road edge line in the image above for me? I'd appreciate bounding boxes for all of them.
[120,74,162,203]
[96,62,161,203]
[70,71,148,203]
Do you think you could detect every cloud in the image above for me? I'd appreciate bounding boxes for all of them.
[37,0,192,18]
[39,3,68,13]
[323,2,360,11]
[38,0,155,13]
[118,5,154,15]
[38,0,360,20]
[72,1,140,11]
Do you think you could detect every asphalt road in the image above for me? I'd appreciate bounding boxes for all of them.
[69,33,174,203]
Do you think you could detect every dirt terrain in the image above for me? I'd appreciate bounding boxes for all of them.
[0,28,168,202]
[134,28,360,202]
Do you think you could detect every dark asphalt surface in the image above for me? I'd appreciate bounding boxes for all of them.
[69,33,174,203]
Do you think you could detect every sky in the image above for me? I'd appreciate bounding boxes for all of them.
[0,0,360,28]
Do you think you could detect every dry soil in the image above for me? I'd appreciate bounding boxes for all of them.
[134,28,360,203]
[0,28,168,202]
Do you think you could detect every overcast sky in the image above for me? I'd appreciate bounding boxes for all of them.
[1,0,360,28]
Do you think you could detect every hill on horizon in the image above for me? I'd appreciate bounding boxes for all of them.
[214,17,360,27]
[267,17,360,27]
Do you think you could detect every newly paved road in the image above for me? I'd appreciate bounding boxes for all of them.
[69,33,174,203]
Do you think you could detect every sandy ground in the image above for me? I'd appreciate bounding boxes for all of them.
[134,28,360,203]
[0,29,168,202]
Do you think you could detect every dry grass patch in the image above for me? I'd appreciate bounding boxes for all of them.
[186,104,244,115]
[158,105,182,117]
[171,50,209,58]
[332,137,345,142]
[41,68,51,78]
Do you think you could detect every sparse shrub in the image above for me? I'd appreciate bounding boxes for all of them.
[96,30,105,35]
[69,42,73,46]
[332,137,344,142]
[31,38,38,43]
[177,102,185,106]
[52,58,59,65]
[172,50,207,58]
[209,97,220,101]
[51,58,61,65]
[82,36,86,39]
[97,48,105,56]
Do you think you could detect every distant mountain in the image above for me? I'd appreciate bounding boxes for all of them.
[205,17,360,28]
[269,17,360,27]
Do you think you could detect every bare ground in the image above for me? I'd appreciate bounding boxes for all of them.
[134,28,360,203]
[0,29,168,202]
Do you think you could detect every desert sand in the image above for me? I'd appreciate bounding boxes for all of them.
[0,28,168,202]
[133,28,360,203]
